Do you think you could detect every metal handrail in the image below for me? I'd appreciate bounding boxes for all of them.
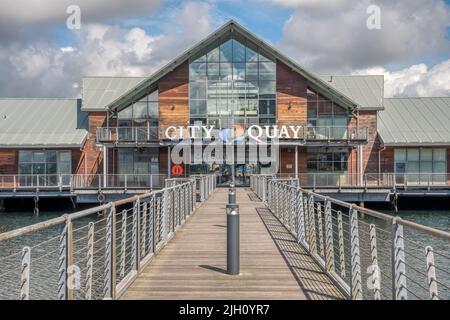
[250,175,450,300]
[0,175,217,300]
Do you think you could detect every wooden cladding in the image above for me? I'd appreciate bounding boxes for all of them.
[0,150,17,174]
[159,62,189,127]
[276,60,308,126]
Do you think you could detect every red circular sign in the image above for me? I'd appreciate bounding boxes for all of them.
[172,165,184,176]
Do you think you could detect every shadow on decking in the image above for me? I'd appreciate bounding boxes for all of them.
[256,207,346,300]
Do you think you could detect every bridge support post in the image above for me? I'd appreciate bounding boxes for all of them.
[226,185,240,275]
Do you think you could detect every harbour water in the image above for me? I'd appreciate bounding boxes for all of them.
[0,208,448,300]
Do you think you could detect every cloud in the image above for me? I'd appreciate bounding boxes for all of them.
[0,1,216,98]
[354,60,450,97]
[0,0,162,26]
[276,0,450,73]
[271,0,350,9]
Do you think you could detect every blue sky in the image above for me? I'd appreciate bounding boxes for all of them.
[0,0,449,98]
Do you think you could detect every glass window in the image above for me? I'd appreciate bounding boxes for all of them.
[190,100,207,116]
[19,151,32,163]
[46,151,57,163]
[246,63,258,81]
[118,106,133,119]
[258,61,276,80]
[207,47,220,62]
[190,62,207,80]
[394,149,407,162]
[259,100,276,116]
[207,63,220,80]
[408,149,420,161]
[33,152,45,163]
[433,149,446,161]
[233,63,246,80]
[220,63,233,80]
[220,40,233,63]
[19,163,32,174]
[189,38,277,128]
[133,103,147,119]
[246,46,257,62]
[207,99,218,116]
[190,81,207,100]
[233,40,246,62]
[259,81,276,99]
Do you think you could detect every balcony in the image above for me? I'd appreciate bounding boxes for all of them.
[304,126,368,142]
[96,125,368,144]
[96,127,159,144]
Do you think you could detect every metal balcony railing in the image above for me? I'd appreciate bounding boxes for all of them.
[305,126,368,142]
[0,174,169,191]
[96,127,159,144]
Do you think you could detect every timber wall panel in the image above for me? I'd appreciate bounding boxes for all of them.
[158,62,189,127]
[276,61,307,126]
[0,150,17,175]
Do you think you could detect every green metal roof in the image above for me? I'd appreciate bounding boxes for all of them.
[0,99,88,148]
[378,97,450,146]
[82,77,146,111]
[318,75,384,110]
[105,20,360,113]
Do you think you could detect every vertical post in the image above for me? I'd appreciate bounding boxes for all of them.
[324,199,335,272]
[168,147,172,178]
[296,190,306,245]
[103,145,107,188]
[350,207,363,300]
[391,219,407,300]
[119,210,127,278]
[58,215,73,300]
[133,199,141,272]
[162,189,169,241]
[425,246,438,300]
[13,175,17,192]
[337,211,346,278]
[317,203,325,257]
[141,202,148,257]
[20,246,31,300]
[295,145,299,179]
[85,222,94,300]
[308,194,317,255]
[369,224,381,300]
[103,205,116,300]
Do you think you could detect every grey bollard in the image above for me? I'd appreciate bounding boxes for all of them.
[227,209,240,275]
[228,186,236,205]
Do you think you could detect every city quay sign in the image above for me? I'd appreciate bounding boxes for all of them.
[163,125,304,143]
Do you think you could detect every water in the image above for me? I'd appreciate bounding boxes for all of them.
[0,209,449,300]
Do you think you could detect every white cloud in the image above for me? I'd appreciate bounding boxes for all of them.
[0,0,162,27]
[276,0,450,73]
[354,60,450,97]
[0,1,216,98]
[272,0,350,9]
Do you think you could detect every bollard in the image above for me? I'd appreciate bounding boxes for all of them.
[227,209,240,275]
[228,185,237,205]
[226,185,239,275]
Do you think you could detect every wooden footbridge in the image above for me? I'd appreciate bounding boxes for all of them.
[0,175,449,300]
[122,188,343,300]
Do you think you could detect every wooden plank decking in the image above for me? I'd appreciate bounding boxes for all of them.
[122,188,345,300]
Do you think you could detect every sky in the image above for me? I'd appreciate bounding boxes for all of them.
[0,0,449,98]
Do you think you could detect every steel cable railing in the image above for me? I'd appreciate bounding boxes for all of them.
[0,175,216,300]
[250,175,450,300]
